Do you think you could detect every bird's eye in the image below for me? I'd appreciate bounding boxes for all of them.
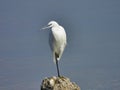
[49,24,52,26]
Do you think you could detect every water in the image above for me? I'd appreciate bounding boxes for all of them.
[0,0,120,90]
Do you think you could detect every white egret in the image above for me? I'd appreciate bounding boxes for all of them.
[42,21,67,77]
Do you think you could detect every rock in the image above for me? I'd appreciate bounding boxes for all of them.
[41,76,81,90]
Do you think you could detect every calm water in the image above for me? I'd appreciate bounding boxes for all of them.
[0,0,120,90]
[0,58,120,90]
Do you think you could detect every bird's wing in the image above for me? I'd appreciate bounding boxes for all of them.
[49,30,56,63]
[49,30,54,51]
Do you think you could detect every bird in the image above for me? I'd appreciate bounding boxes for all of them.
[42,21,67,77]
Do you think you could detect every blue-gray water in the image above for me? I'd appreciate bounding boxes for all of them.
[0,0,120,90]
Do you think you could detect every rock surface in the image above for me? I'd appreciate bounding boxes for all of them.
[41,76,80,90]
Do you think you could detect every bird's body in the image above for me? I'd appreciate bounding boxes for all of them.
[42,21,67,77]
[49,23,67,63]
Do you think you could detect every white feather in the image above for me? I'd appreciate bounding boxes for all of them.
[48,21,67,63]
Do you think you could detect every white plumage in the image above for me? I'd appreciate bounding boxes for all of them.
[48,21,67,62]
[42,21,67,77]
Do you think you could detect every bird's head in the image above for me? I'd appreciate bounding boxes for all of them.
[41,21,59,30]
[48,21,59,27]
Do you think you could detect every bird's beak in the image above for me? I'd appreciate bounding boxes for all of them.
[41,25,50,30]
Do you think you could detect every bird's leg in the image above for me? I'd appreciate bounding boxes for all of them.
[55,53,60,77]
[56,59,60,77]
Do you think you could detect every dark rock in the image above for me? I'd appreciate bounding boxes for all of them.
[41,76,80,90]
